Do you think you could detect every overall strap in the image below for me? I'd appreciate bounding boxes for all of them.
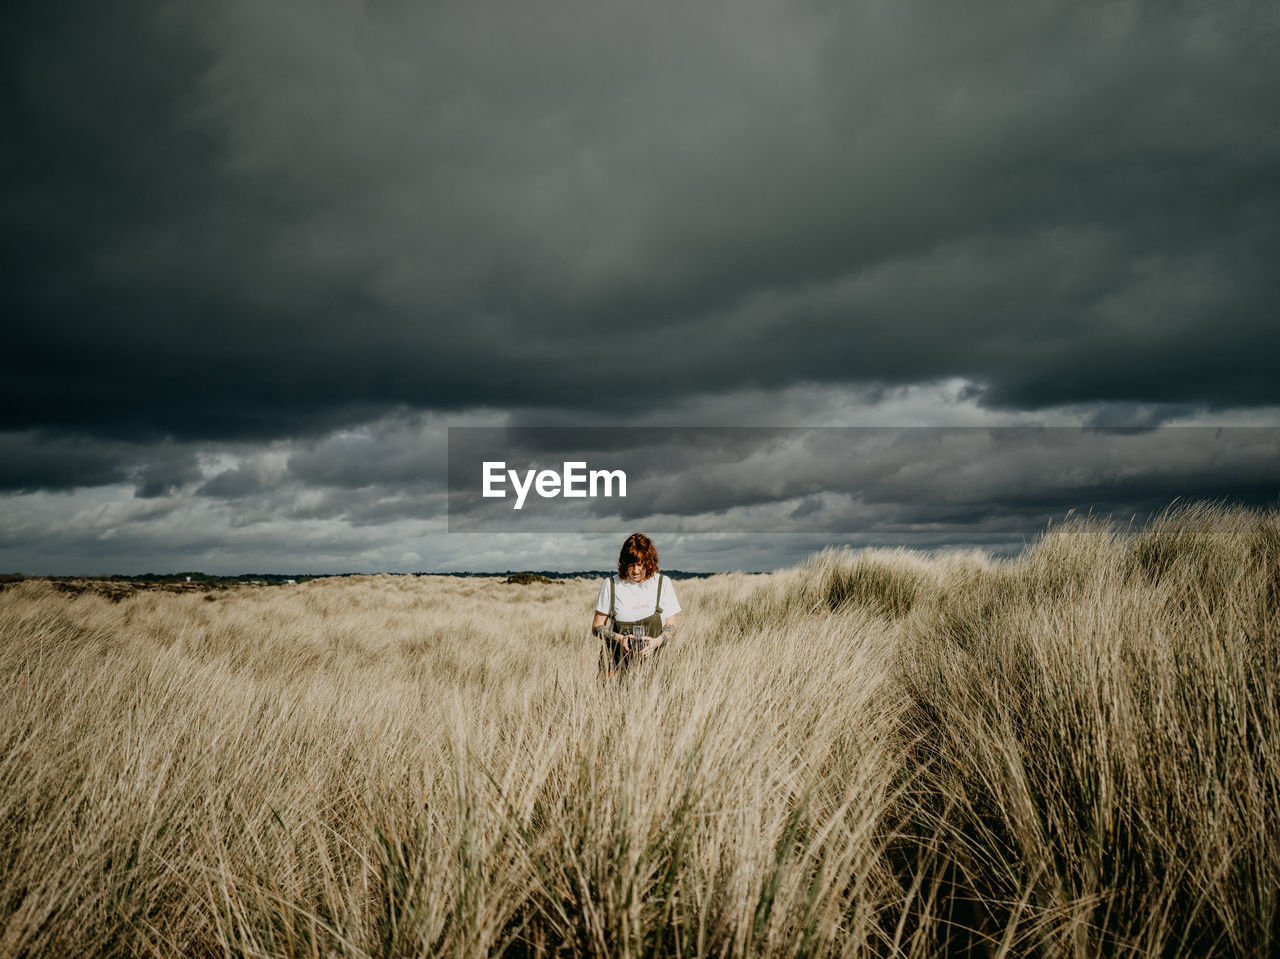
[654,574,663,615]
[609,575,615,618]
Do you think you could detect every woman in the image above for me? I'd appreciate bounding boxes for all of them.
[592,533,681,674]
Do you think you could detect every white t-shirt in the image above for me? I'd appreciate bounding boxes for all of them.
[595,574,682,622]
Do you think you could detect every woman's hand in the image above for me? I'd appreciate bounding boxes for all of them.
[638,634,663,658]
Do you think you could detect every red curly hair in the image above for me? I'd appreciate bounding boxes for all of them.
[617,532,659,580]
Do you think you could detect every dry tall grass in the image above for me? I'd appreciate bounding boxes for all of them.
[1,502,1277,957]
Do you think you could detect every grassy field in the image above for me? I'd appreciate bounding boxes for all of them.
[1,502,1277,958]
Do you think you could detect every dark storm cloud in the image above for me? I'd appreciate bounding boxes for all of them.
[196,462,275,500]
[285,416,447,490]
[4,0,1279,444]
[0,431,201,495]
[0,432,131,491]
[191,413,449,523]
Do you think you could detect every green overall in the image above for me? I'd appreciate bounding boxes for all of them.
[601,574,666,674]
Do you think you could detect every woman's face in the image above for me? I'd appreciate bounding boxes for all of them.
[626,562,647,583]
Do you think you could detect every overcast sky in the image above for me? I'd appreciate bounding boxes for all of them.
[3,0,1278,574]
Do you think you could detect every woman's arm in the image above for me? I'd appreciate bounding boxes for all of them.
[592,610,629,651]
